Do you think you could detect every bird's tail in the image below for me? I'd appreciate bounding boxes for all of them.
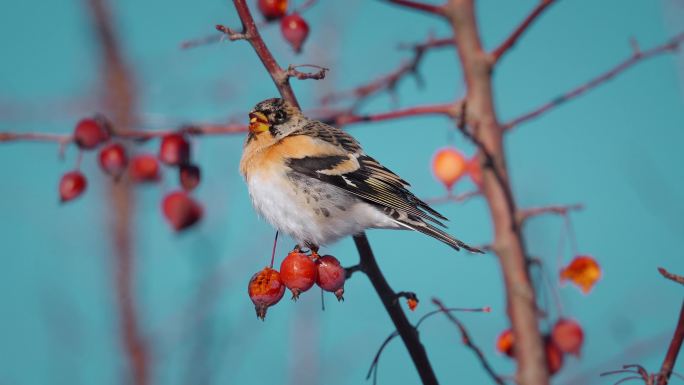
[395,218,482,253]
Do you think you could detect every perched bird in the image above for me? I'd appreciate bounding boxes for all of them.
[240,98,480,253]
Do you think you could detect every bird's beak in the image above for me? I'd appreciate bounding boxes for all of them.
[249,111,270,133]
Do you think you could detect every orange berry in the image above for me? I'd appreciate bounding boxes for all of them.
[552,318,584,356]
[432,147,467,190]
[258,0,288,21]
[467,156,482,187]
[560,255,601,294]
[496,328,515,357]
[407,298,418,311]
[280,251,317,299]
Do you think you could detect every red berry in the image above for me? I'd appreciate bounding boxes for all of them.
[161,191,202,231]
[545,336,564,376]
[407,298,418,311]
[432,147,467,190]
[552,318,584,357]
[315,255,345,301]
[179,163,201,191]
[74,117,109,149]
[159,134,190,166]
[496,328,515,358]
[279,251,317,299]
[59,171,87,202]
[280,13,309,53]
[258,0,288,21]
[99,143,127,178]
[248,267,286,320]
[129,154,160,182]
[467,156,482,187]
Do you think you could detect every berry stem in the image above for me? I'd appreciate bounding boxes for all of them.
[270,230,279,268]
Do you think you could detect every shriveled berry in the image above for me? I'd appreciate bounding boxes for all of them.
[159,134,190,166]
[552,318,584,357]
[432,147,467,190]
[258,0,288,21]
[280,251,317,299]
[129,154,160,182]
[99,143,127,178]
[496,328,515,358]
[315,255,345,301]
[74,117,109,149]
[161,191,202,231]
[280,13,309,53]
[59,171,87,202]
[248,267,286,320]
[179,163,201,191]
[545,336,564,375]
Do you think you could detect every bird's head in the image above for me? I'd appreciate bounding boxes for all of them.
[247,98,304,142]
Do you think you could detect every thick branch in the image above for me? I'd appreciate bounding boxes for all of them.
[657,301,684,385]
[432,298,505,385]
[353,234,438,385]
[491,0,555,62]
[444,1,549,384]
[503,33,684,130]
[86,0,147,384]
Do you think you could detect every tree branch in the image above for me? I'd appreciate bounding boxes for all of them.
[503,33,684,130]
[517,203,583,223]
[490,0,555,62]
[432,298,506,385]
[321,35,454,106]
[86,0,148,384]
[444,1,549,384]
[657,301,684,385]
[383,0,447,16]
[332,102,460,126]
[353,234,439,385]
[659,268,684,286]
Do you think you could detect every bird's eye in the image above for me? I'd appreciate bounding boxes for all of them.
[273,110,287,124]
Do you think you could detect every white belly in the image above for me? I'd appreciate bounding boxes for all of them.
[246,171,397,246]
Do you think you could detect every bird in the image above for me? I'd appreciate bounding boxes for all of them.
[239,98,481,254]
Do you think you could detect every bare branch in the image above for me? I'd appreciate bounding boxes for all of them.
[432,298,506,385]
[491,0,556,62]
[517,203,584,223]
[285,64,329,80]
[424,190,482,205]
[332,102,460,126]
[659,268,684,286]
[503,33,684,130]
[657,301,684,385]
[321,35,454,106]
[382,0,447,16]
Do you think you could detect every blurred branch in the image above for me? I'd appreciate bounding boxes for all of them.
[424,190,482,205]
[503,33,684,130]
[332,102,460,126]
[432,298,506,385]
[517,203,583,223]
[85,0,148,384]
[490,0,555,62]
[321,35,454,106]
[659,268,684,286]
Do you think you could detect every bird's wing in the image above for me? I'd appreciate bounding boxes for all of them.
[284,120,448,227]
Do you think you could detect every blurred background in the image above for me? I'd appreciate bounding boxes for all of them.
[1,0,683,384]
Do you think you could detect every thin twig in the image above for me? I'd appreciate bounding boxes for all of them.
[659,268,684,286]
[491,0,555,62]
[503,33,684,130]
[657,301,684,385]
[383,0,446,16]
[424,190,482,205]
[432,298,506,385]
[517,203,584,223]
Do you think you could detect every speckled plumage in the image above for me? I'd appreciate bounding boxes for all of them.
[239,98,480,252]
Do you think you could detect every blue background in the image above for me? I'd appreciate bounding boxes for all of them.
[1,0,683,384]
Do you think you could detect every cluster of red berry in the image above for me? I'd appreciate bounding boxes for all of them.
[248,251,346,320]
[257,0,310,53]
[497,318,584,375]
[59,117,203,231]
